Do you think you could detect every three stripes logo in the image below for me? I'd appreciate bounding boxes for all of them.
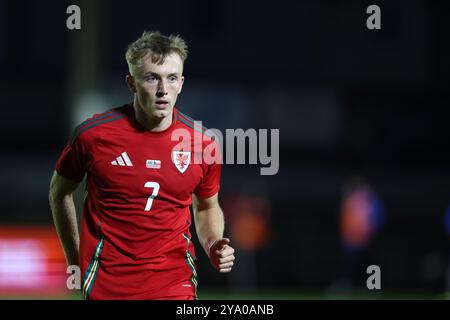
[111,152,133,167]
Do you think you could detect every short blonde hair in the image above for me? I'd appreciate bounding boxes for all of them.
[125,31,188,75]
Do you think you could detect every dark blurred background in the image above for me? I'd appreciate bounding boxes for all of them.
[0,0,449,299]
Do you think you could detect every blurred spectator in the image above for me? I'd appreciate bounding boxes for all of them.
[221,182,271,292]
[330,176,385,294]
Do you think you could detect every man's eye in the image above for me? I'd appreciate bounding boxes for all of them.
[146,76,157,82]
[169,76,177,82]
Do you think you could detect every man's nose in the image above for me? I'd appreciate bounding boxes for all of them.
[156,80,167,97]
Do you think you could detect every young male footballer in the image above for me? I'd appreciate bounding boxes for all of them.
[49,31,235,300]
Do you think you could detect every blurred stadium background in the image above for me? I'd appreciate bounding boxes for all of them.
[0,0,449,299]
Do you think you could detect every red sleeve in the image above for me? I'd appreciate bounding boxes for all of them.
[55,135,89,183]
[194,161,221,199]
[193,136,222,199]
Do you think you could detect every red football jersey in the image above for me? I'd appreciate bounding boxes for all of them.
[55,104,221,299]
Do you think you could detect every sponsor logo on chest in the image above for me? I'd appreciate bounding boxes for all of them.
[146,159,161,169]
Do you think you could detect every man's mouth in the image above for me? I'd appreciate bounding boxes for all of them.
[155,100,169,109]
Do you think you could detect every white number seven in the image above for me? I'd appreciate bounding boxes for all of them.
[144,182,160,211]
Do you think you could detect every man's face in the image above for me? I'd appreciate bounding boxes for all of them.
[130,52,184,119]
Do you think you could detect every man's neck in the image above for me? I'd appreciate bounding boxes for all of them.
[133,102,173,132]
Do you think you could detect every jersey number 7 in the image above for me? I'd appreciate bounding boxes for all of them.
[144,181,160,211]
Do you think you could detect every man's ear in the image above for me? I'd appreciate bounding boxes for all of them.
[178,76,185,94]
[126,74,136,92]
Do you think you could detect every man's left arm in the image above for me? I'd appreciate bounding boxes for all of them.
[192,193,235,273]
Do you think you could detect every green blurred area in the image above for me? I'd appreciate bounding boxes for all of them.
[1,290,449,300]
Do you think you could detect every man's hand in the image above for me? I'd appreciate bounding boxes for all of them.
[208,238,235,273]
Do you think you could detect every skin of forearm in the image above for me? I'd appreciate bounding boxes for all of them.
[194,206,225,257]
[49,193,80,266]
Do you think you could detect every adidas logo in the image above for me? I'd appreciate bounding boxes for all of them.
[111,152,133,167]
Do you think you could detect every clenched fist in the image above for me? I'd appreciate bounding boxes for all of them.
[208,238,235,273]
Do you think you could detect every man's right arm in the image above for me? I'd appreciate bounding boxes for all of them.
[49,170,81,266]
